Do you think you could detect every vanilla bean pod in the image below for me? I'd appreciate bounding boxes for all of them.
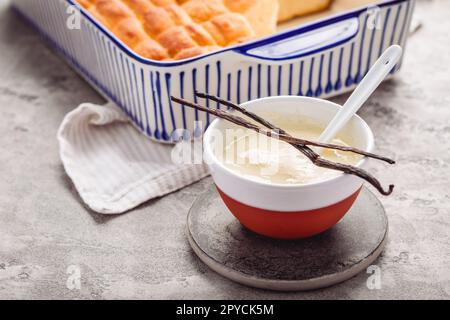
[171,96,394,195]
[195,92,394,164]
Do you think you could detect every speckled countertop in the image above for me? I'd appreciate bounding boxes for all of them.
[0,0,449,299]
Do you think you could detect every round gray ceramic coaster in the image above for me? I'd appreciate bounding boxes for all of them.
[187,185,388,291]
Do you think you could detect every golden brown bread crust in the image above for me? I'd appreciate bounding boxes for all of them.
[278,0,333,22]
[76,0,266,61]
[76,0,331,61]
[225,0,278,38]
[181,0,227,23]
[76,0,92,9]
[202,13,254,46]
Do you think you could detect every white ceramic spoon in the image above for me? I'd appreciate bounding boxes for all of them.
[317,45,403,148]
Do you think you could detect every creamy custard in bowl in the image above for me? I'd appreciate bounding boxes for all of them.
[222,112,361,185]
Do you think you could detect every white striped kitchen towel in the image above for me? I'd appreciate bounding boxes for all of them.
[57,102,209,214]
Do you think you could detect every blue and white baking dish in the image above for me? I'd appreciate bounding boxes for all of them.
[12,0,415,142]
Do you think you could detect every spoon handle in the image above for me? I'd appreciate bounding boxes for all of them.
[318,45,403,144]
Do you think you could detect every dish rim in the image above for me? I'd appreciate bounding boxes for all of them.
[66,0,408,66]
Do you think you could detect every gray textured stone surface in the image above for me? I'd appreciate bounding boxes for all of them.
[0,0,449,299]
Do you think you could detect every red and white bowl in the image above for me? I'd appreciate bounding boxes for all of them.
[203,96,374,240]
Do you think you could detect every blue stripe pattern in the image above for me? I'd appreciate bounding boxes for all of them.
[315,54,324,97]
[132,63,143,130]
[237,69,241,104]
[192,68,202,138]
[155,72,169,141]
[205,64,210,125]
[379,8,391,57]
[346,43,355,87]
[364,20,377,79]
[226,73,231,103]
[140,68,151,136]
[394,1,410,73]
[165,73,177,136]
[14,0,413,141]
[325,51,333,94]
[306,58,315,97]
[298,60,304,96]
[179,71,187,130]
[248,66,253,100]
[390,4,402,46]
[257,64,262,98]
[354,15,369,84]
[277,65,282,96]
[288,63,293,95]
[216,61,221,109]
[335,47,344,91]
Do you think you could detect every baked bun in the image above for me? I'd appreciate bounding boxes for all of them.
[76,0,332,60]
[77,0,279,60]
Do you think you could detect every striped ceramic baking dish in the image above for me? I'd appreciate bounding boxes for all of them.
[12,0,415,142]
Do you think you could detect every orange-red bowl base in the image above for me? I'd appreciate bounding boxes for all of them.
[217,186,362,240]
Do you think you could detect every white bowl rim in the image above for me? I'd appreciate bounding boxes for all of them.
[203,95,375,190]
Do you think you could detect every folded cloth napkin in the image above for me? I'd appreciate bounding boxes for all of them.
[57,102,209,214]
